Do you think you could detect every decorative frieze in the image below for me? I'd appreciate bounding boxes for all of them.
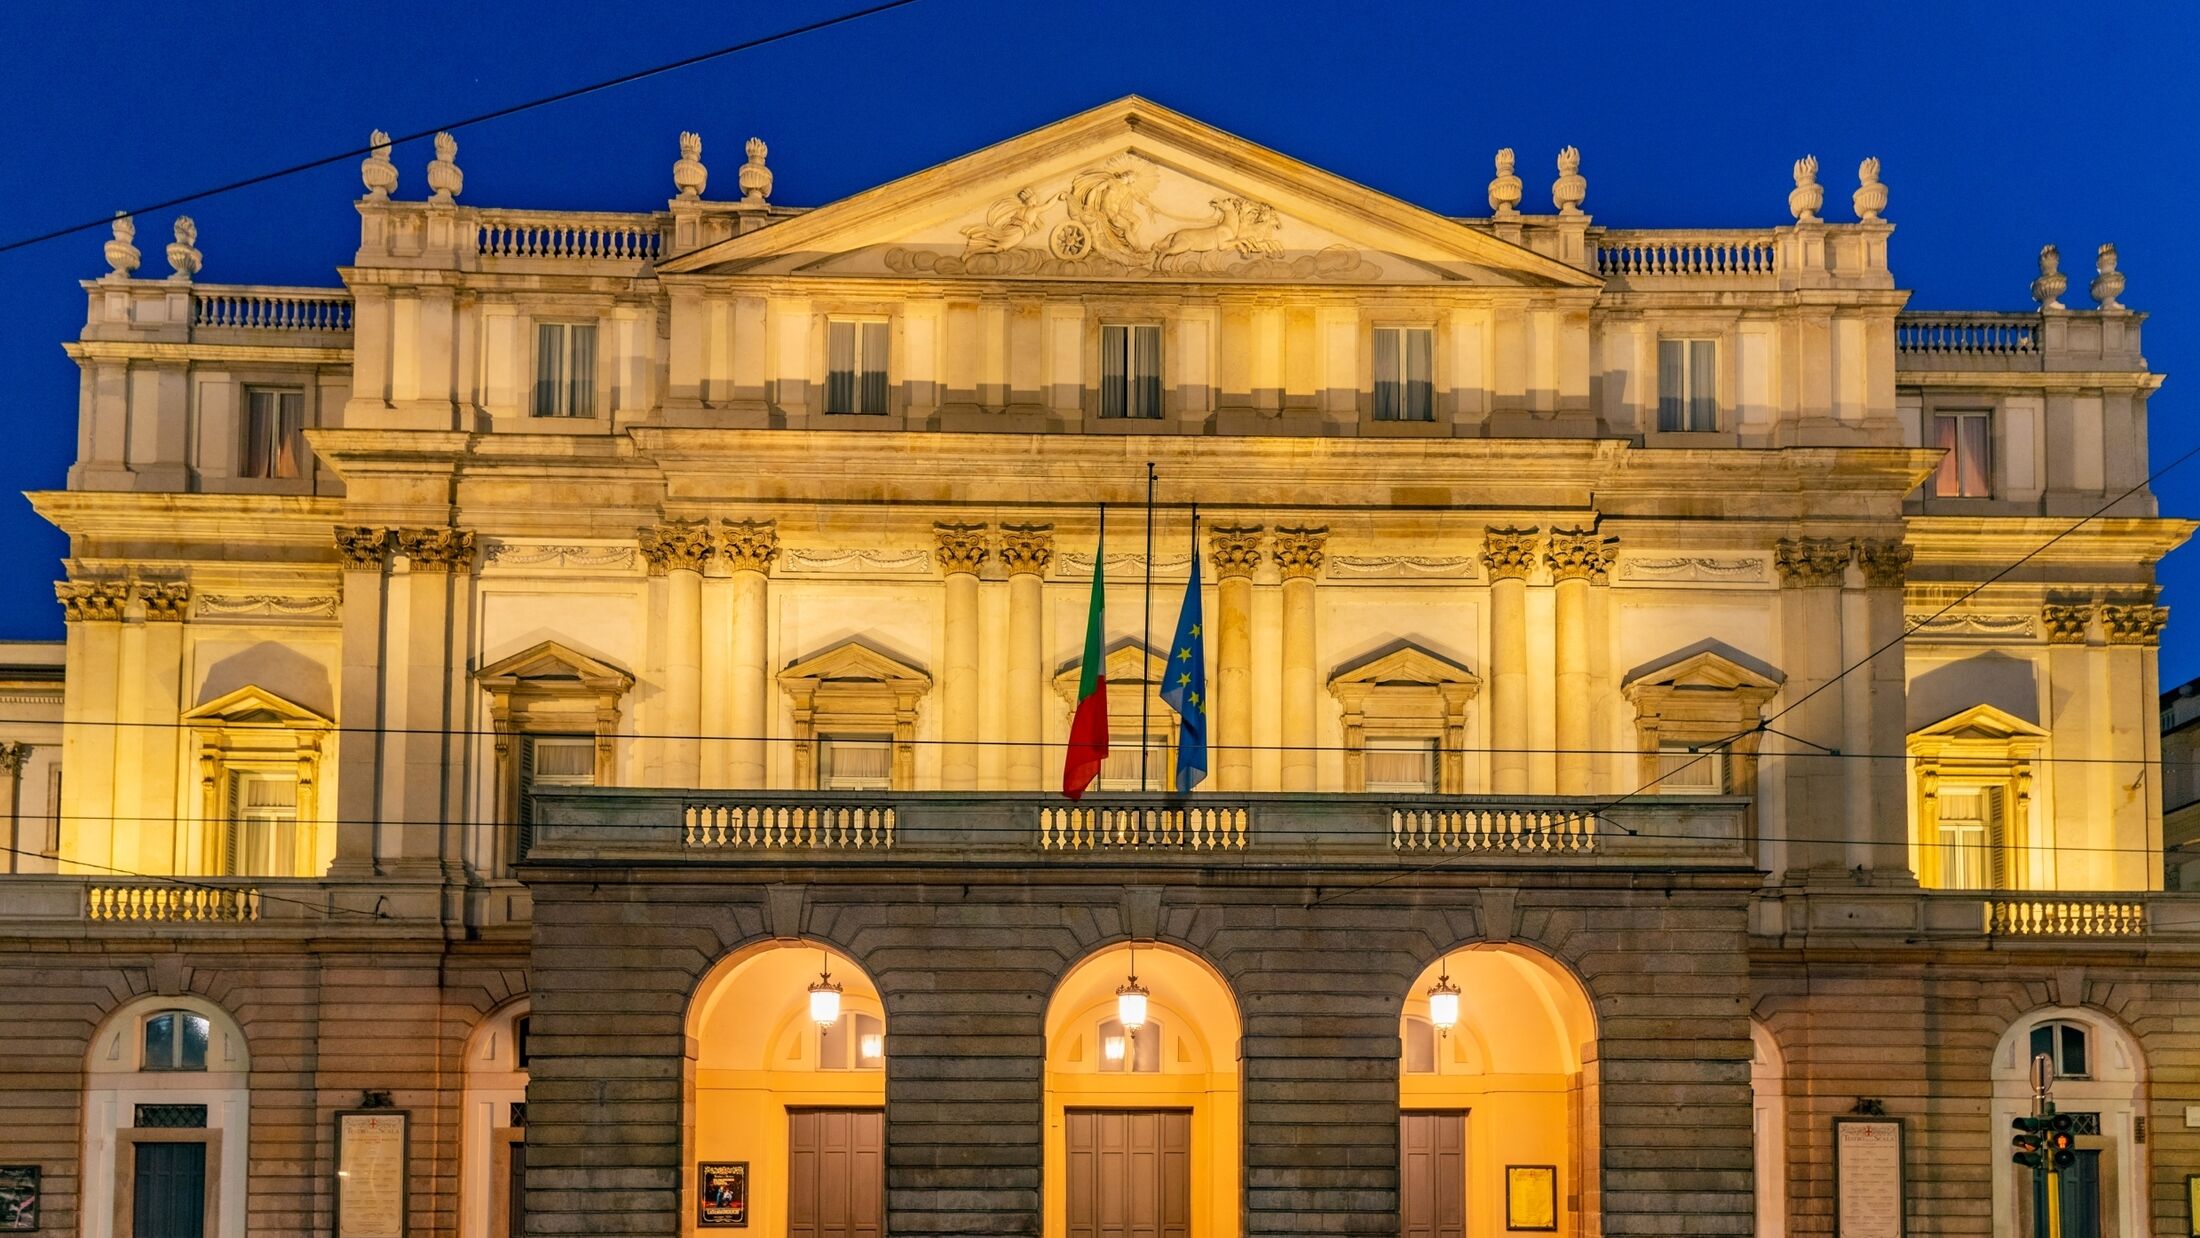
[2102,602,2169,645]
[1615,556,1768,586]
[395,527,477,573]
[137,582,190,622]
[1326,555,1479,581]
[1208,526,1265,579]
[998,524,1054,576]
[1272,527,1328,580]
[1909,612,2037,639]
[1546,528,1616,583]
[482,542,638,570]
[779,548,933,577]
[717,519,780,575]
[1481,526,1543,581]
[638,520,712,575]
[933,522,991,576]
[1851,538,1914,588]
[2041,603,2093,644]
[1774,538,1850,587]
[55,579,125,622]
[196,594,341,620]
[334,526,392,571]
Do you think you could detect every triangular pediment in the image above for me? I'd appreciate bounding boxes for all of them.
[1623,647,1785,696]
[476,640,634,694]
[182,684,332,730]
[660,96,1600,288]
[781,639,930,687]
[1329,642,1479,689]
[1910,703,2048,744]
[1053,639,1169,703]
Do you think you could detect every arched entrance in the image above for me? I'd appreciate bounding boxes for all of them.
[1044,941,1242,1237]
[688,943,887,1237]
[462,999,530,1238]
[1750,1022,1787,1238]
[1398,945,1599,1238]
[1991,1007,2147,1238]
[82,994,250,1238]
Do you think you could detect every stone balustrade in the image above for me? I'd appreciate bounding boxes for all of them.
[684,802,896,849]
[1895,308,2145,372]
[81,279,355,347]
[474,209,664,264]
[1986,897,2146,937]
[1038,804,1250,851]
[87,883,259,922]
[1756,887,2180,945]
[1894,310,2037,358]
[1390,804,1597,854]
[1594,230,1778,281]
[191,284,355,333]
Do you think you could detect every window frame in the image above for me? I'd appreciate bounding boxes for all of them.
[141,1010,213,1072]
[2028,1019,2091,1080]
[1929,409,1994,499]
[824,317,892,416]
[1363,734,1441,794]
[1371,325,1436,423]
[1652,743,1726,795]
[818,734,895,792]
[817,1010,885,1071]
[223,767,299,878]
[1094,733,1175,793]
[1097,1015,1163,1073]
[531,320,600,419]
[1656,336,1720,433]
[239,385,307,481]
[1099,322,1165,420]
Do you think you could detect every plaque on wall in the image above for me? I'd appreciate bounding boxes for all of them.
[335,1110,410,1238]
[0,1166,38,1232]
[1505,1165,1557,1231]
[2186,1175,2200,1238]
[1834,1117,1906,1238]
[698,1162,749,1228]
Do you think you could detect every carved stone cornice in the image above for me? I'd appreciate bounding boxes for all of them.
[1273,526,1329,581]
[395,526,477,574]
[638,519,712,576]
[2042,603,2093,644]
[1774,537,1851,587]
[1546,527,1615,583]
[998,524,1054,576]
[1208,526,1265,580]
[335,526,392,571]
[716,518,780,575]
[55,579,125,622]
[1851,538,1913,588]
[2102,602,2169,645]
[137,582,189,622]
[934,522,991,576]
[1481,526,1543,582]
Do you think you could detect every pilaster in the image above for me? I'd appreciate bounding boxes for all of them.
[1546,527,1612,797]
[1273,526,1326,792]
[1773,537,1851,876]
[1000,525,1053,791]
[720,519,778,790]
[1209,526,1263,792]
[1482,527,1541,795]
[331,527,390,876]
[935,522,991,790]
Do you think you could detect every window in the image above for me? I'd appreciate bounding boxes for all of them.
[1653,744,1725,794]
[513,1015,532,1069]
[1365,736,1439,793]
[241,387,305,480]
[142,1011,211,1071]
[1403,1015,1437,1074]
[223,770,296,876]
[1931,411,1991,497]
[1373,326,1434,422]
[1935,786,2000,889]
[532,322,597,418]
[2029,1020,2090,1080]
[826,319,890,415]
[1100,323,1164,419]
[1097,1016,1161,1073]
[518,735,596,859]
[819,736,892,791]
[1096,736,1172,792]
[818,1011,885,1070]
[1657,338,1718,432]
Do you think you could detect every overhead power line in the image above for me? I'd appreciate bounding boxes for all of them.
[0,0,929,258]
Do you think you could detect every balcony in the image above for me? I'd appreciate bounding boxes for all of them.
[1895,309,2144,374]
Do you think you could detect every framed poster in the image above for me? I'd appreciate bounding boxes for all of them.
[698,1162,749,1227]
[1506,1165,1557,1231]
[334,1110,410,1238]
[0,1166,37,1232]
[2185,1175,2200,1238]
[1834,1117,1906,1238]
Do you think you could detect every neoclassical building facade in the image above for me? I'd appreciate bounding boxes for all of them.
[0,97,2192,1238]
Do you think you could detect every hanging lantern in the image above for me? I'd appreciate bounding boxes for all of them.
[808,951,844,1030]
[1116,976,1150,1034]
[1426,961,1461,1036]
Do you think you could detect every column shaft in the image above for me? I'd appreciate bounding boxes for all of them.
[1218,575,1254,790]
[1840,583,1873,870]
[1006,571,1044,789]
[1554,576,1591,796]
[942,572,981,788]
[1280,577,1316,790]
[1490,576,1530,795]
[730,569,769,788]
[331,534,388,876]
[699,567,733,787]
[664,568,703,787]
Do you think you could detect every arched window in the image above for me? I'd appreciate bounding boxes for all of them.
[819,1012,886,1070]
[142,1010,213,1071]
[1402,1015,1438,1075]
[1096,1016,1163,1073]
[2029,1020,2090,1080]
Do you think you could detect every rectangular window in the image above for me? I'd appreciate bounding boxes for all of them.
[517,735,596,861]
[1654,744,1724,794]
[1935,786,2001,888]
[826,319,891,415]
[819,1011,884,1071]
[819,735,893,791]
[241,387,306,480]
[532,322,597,418]
[1100,323,1164,419]
[1364,736,1439,793]
[1656,338,1718,432]
[1372,327,1435,422]
[1931,411,1992,497]
[224,770,296,876]
[1096,735,1172,792]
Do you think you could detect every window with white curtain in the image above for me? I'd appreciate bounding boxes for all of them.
[532,322,597,418]
[1100,323,1164,419]
[1654,744,1725,794]
[826,319,890,415]
[820,736,893,790]
[1096,735,1172,792]
[1931,411,1992,497]
[1364,736,1439,793]
[1935,785,2001,888]
[241,387,305,479]
[1372,326,1434,421]
[223,769,296,876]
[517,734,596,861]
[1657,338,1718,432]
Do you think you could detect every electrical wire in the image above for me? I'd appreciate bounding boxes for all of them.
[0,840,382,918]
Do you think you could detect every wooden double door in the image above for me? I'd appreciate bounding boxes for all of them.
[1064,1109,1192,1238]
[788,1108,885,1238]
[1401,1112,1467,1238]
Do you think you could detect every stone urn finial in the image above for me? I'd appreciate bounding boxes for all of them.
[673,131,708,200]
[2091,243,2126,311]
[2032,244,2067,310]
[1488,147,1522,217]
[739,136,773,205]
[1551,146,1585,216]
[165,216,201,282]
[361,129,398,200]
[426,131,463,204]
[103,211,140,279]
[1853,156,1887,221]
[1788,155,1823,222]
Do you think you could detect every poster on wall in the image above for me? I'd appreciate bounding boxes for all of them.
[2186,1175,2200,1238]
[335,1110,410,1238]
[697,1162,749,1228]
[1505,1165,1557,1231]
[0,1166,38,1232]
[1834,1118,1906,1238]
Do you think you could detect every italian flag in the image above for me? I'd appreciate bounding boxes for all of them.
[1063,512,1109,799]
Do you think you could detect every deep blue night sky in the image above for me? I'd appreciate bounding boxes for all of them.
[3,2,2195,678]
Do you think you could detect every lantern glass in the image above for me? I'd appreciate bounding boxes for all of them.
[809,982,843,1029]
[1116,984,1149,1032]
[1427,988,1460,1033]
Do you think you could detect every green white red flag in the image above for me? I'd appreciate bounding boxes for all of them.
[1063,510,1109,799]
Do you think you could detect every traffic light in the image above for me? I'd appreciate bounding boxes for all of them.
[2048,1112,2078,1170]
[2010,1114,2045,1169]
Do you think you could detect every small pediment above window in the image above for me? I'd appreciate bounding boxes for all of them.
[1909,703,2048,761]
[476,640,634,696]
[181,684,333,730]
[1053,639,1168,705]
[780,640,931,691]
[1328,643,1480,693]
[1622,646,1784,699]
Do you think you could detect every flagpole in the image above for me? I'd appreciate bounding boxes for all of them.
[1140,461,1156,792]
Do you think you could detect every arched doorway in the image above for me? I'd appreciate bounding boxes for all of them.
[462,999,530,1238]
[1044,941,1242,1237]
[1991,1007,2147,1238]
[1750,1022,1787,1238]
[82,994,250,1238]
[688,943,887,1237]
[1398,945,1599,1238]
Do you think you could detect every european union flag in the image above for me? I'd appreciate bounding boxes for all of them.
[1159,528,1208,791]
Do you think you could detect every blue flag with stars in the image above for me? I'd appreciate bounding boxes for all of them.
[1159,527,1208,791]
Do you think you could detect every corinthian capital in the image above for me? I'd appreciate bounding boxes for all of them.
[1546,527,1616,583]
[137,582,190,622]
[1273,526,1328,580]
[0,742,27,774]
[55,579,125,622]
[717,519,779,575]
[335,526,392,571]
[2041,602,2093,644]
[1481,526,1542,581]
[934,522,991,576]
[638,519,712,575]
[2102,600,2169,645]
[998,524,1054,576]
[1851,538,1913,588]
[395,527,477,574]
[1774,537,1850,587]
[1208,526,1264,579]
